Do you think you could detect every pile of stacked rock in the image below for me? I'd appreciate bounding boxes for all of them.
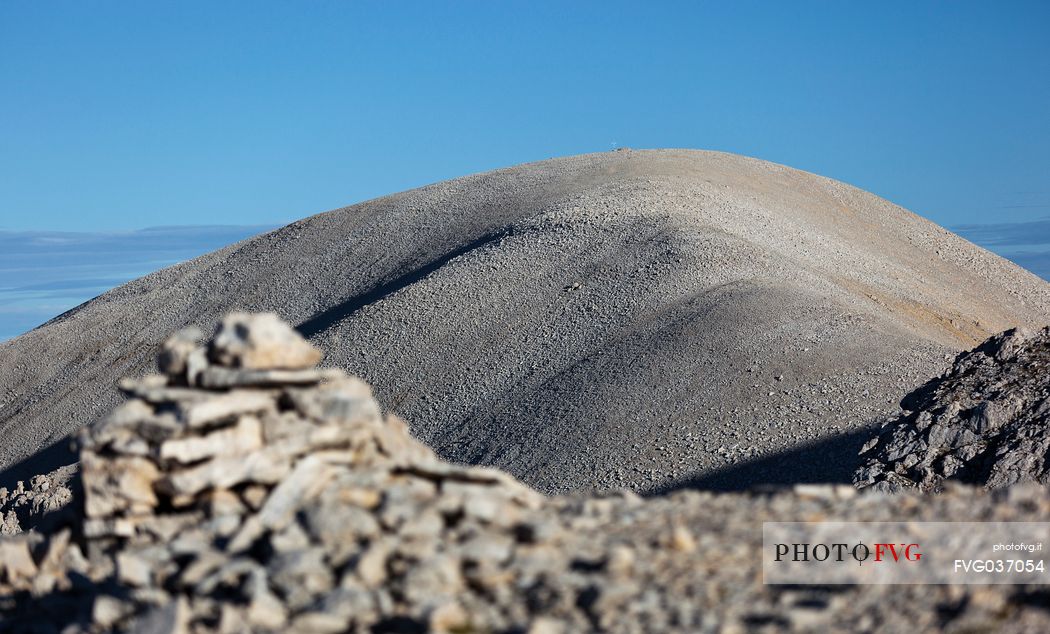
[2,314,1050,633]
[0,313,543,631]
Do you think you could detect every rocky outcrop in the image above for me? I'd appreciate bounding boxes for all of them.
[3,315,1050,633]
[0,464,77,535]
[855,326,1050,492]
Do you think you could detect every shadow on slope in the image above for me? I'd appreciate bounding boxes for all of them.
[1,427,880,498]
[652,426,876,494]
[0,436,76,491]
[296,230,509,338]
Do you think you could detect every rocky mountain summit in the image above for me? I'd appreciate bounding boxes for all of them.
[855,326,1050,492]
[2,314,1050,633]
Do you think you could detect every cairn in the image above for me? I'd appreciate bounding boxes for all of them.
[0,313,540,632]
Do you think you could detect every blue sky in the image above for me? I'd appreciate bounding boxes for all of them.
[2,1,1048,231]
[0,226,271,340]
[1,2,1048,339]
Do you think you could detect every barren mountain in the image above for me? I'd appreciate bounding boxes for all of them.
[2,150,1049,493]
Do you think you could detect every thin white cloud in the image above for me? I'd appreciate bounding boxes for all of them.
[0,225,274,341]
